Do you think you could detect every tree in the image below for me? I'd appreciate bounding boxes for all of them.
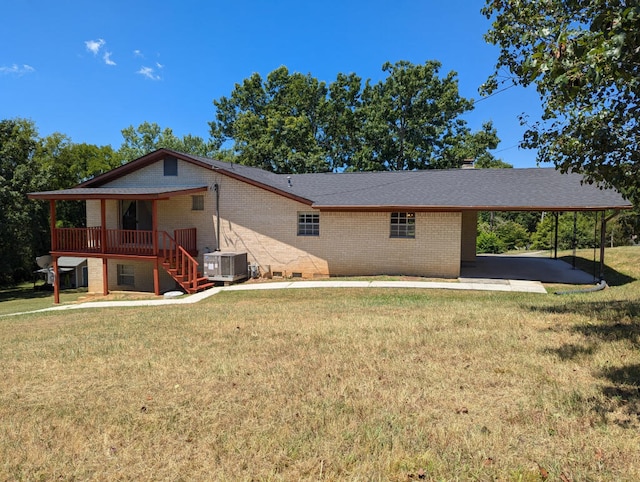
[37,134,123,227]
[482,1,640,204]
[210,67,330,173]
[358,60,491,171]
[210,62,503,173]
[0,119,49,285]
[119,122,217,161]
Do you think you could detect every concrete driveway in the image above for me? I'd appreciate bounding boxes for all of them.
[460,253,597,284]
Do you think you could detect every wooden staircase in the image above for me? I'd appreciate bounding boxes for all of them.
[160,232,215,294]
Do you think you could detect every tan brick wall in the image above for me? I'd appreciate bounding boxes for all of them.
[216,176,461,278]
[85,156,464,289]
[460,211,478,262]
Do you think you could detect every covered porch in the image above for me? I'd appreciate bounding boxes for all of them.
[28,185,210,303]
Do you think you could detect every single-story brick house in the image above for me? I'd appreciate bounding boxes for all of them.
[29,149,632,302]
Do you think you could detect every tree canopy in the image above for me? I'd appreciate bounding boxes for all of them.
[210,61,502,173]
[482,0,640,204]
[119,121,217,161]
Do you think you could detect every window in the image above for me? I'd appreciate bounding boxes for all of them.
[390,212,415,238]
[164,156,178,176]
[117,264,135,286]
[298,212,319,236]
[192,195,204,211]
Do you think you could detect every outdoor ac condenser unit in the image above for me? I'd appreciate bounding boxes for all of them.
[203,252,248,282]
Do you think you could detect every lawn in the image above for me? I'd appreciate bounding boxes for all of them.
[1,247,639,480]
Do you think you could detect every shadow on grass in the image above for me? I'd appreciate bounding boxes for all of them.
[545,342,597,361]
[533,299,640,427]
[558,255,636,287]
[599,364,640,429]
[533,299,640,347]
[0,284,54,303]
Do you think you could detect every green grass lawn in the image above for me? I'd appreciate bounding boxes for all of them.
[1,247,639,480]
[0,283,90,316]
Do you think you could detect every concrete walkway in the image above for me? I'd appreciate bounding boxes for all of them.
[4,254,603,317]
[5,277,548,317]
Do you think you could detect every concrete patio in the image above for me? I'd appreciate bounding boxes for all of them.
[460,253,597,285]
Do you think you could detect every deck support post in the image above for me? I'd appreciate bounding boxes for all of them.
[102,258,108,296]
[50,200,61,304]
[152,199,160,296]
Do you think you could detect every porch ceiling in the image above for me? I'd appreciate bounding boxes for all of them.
[28,185,208,201]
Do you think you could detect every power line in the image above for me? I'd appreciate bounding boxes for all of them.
[472,84,516,105]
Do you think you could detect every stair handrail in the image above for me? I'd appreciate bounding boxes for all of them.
[160,231,200,291]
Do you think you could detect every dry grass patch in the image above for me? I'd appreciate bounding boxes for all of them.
[1,248,639,480]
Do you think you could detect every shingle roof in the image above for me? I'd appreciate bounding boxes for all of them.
[188,152,630,211]
[29,149,632,211]
[285,168,631,210]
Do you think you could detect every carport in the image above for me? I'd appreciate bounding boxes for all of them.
[452,168,633,285]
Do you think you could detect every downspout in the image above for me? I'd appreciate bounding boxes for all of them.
[214,183,220,251]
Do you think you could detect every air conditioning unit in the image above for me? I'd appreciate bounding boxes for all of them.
[203,252,248,282]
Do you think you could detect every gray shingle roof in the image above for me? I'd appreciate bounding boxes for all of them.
[29,149,632,210]
[194,152,630,210]
[285,168,631,210]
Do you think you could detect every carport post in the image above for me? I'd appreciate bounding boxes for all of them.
[600,210,621,281]
[553,212,559,259]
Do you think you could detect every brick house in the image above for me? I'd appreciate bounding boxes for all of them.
[29,149,631,303]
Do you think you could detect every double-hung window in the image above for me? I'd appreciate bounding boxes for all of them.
[390,212,415,238]
[298,212,319,236]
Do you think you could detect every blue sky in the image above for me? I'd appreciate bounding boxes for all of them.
[1,0,543,168]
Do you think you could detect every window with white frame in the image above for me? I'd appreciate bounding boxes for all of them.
[117,264,135,286]
[390,212,415,238]
[297,212,319,236]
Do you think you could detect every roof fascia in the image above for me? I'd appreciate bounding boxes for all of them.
[28,186,208,201]
[314,204,633,212]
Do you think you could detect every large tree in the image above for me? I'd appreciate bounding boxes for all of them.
[37,134,123,228]
[210,66,330,173]
[482,0,640,204]
[357,60,486,171]
[210,62,502,173]
[0,119,49,285]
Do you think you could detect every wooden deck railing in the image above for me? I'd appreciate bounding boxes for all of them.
[53,227,197,257]
[160,231,200,292]
[174,227,197,253]
[55,227,103,253]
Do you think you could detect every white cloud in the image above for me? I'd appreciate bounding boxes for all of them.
[156,62,164,69]
[133,49,143,57]
[137,66,161,81]
[0,64,35,76]
[85,38,105,55]
[0,64,35,75]
[103,52,116,66]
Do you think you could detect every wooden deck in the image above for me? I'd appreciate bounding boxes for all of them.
[52,227,197,258]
